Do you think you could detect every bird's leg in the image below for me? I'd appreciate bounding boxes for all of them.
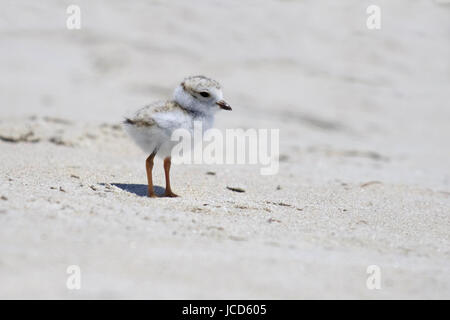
[146,152,157,198]
[163,157,178,197]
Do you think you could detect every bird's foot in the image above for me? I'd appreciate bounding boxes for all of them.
[164,190,179,198]
[148,189,158,198]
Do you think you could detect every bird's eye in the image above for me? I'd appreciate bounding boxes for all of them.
[199,92,210,98]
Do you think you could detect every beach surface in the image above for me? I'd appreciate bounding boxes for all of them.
[0,0,449,299]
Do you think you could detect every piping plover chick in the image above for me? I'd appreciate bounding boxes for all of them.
[123,75,232,198]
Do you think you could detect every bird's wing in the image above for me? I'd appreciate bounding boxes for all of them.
[123,101,166,127]
[124,101,189,129]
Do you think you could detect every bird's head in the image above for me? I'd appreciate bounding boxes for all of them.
[174,75,231,116]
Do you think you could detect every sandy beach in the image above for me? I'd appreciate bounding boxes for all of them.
[0,0,449,299]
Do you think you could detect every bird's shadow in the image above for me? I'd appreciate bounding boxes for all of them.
[110,183,165,197]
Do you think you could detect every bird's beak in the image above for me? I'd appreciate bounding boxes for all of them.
[216,100,232,111]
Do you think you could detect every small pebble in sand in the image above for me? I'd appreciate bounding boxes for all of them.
[43,117,72,125]
[104,183,113,191]
[226,186,245,193]
[70,174,80,179]
[1,196,8,201]
[361,181,382,188]
[206,171,216,176]
[266,201,292,207]
[0,131,40,143]
[48,136,73,147]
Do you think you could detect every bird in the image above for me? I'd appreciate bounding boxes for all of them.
[123,75,232,198]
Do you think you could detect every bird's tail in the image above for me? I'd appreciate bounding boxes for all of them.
[123,118,135,125]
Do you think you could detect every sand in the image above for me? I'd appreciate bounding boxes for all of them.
[0,0,449,299]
